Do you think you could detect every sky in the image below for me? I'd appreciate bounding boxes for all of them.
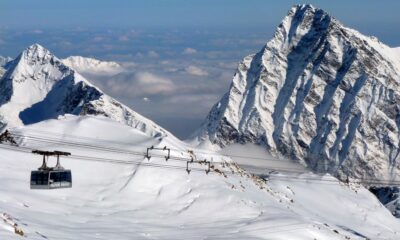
[1,0,400,139]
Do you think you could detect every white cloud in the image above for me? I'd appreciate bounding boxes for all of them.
[105,72,174,97]
[164,67,179,73]
[168,94,217,104]
[183,47,197,55]
[218,61,238,69]
[166,94,221,116]
[120,61,136,68]
[118,35,129,41]
[32,29,44,34]
[93,36,105,42]
[134,50,160,59]
[135,52,144,58]
[143,97,150,102]
[147,50,159,58]
[59,41,72,47]
[185,65,208,76]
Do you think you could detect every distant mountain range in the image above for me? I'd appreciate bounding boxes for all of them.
[61,56,124,75]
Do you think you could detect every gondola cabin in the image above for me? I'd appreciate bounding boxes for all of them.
[30,170,72,189]
[30,150,72,189]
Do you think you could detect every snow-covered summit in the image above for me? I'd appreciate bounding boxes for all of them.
[0,56,12,67]
[0,44,172,138]
[24,43,51,60]
[62,55,124,75]
[192,5,400,180]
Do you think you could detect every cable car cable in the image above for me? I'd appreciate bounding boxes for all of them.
[1,143,400,187]
[9,132,362,168]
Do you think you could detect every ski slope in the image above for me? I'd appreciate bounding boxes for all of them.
[0,115,399,239]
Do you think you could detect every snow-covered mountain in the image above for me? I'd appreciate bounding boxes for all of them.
[1,115,400,239]
[0,56,12,78]
[0,56,12,67]
[61,56,124,75]
[0,44,170,138]
[192,4,400,180]
[394,47,400,59]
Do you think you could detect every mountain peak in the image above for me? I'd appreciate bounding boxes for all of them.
[193,5,400,180]
[291,3,316,12]
[23,43,52,60]
[4,43,69,86]
[0,44,173,139]
[27,43,44,51]
[287,4,327,20]
[273,4,334,50]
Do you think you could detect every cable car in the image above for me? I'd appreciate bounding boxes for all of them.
[30,150,72,189]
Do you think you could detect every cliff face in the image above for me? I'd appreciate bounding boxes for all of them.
[193,5,400,179]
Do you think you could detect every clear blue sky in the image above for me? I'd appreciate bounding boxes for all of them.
[1,0,399,38]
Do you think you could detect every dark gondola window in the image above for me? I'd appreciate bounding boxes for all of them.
[65,171,72,182]
[31,171,49,185]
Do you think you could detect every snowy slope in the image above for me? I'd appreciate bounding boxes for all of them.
[192,4,400,180]
[0,56,12,79]
[0,115,399,239]
[61,56,124,75]
[394,47,400,59]
[0,44,171,138]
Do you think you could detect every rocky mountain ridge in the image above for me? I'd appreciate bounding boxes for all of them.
[192,4,400,180]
